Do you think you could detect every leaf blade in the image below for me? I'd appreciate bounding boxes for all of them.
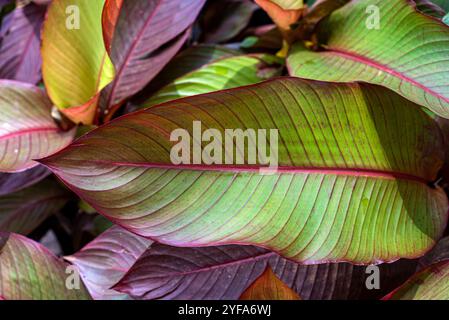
[66,226,152,300]
[0,233,91,300]
[287,0,449,118]
[0,179,70,235]
[99,0,206,116]
[41,78,448,264]
[0,3,45,84]
[240,266,301,300]
[0,80,75,172]
[41,0,115,124]
[114,243,418,300]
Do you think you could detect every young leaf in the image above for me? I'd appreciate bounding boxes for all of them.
[65,226,152,300]
[0,81,75,172]
[99,0,206,118]
[383,260,449,300]
[255,0,304,45]
[0,179,70,235]
[288,0,449,118]
[139,55,280,108]
[40,78,448,265]
[41,0,115,124]
[0,233,91,299]
[102,0,123,54]
[0,166,49,196]
[0,3,45,84]
[240,266,301,300]
[113,243,418,300]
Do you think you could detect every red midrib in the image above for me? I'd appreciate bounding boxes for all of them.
[0,127,59,141]
[106,0,163,107]
[54,159,432,185]
[326,47,449,104]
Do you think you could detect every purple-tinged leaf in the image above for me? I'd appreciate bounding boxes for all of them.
[417,236,449,271]
[414,0,446,17]
[0,80,76,172]
[0,233,91,300]
[0,179,70,235]
[66,226,152,300]
[201,0,259,44]
[0,165,49,196]
[130,45,240,106]
[99,0,206,118]
[114,244,418,300]
[0,3,45,84]
[0,0,11,11]
[431,0,449,12]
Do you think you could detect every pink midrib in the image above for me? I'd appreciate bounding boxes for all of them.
[105,0,163,107]
[0,127,59,141]
[50,159,432,185]
[324,47,449,104]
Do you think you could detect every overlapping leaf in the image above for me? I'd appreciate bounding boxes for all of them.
[288,0,449,118]
[383,260,449,300]
[0,166,49,196]
[99,0,206,117]
[41,78,448,264]
[0,233,91,300]
[0,81,75,172]
[66,226,152,300]
[102,0,123,54]
[41,0,115,124]
[131,45,240,106]
[431,0,449,12]
[201,0,259,44]
[240,25,283,51]
[414,0,446,17]
[417,236,449,268]
[240,266,301,300]
[0,179,70,235]
[0,3,45,83]
[114,243,418,300]
[140,55,280,108]
[382,235,449,300]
